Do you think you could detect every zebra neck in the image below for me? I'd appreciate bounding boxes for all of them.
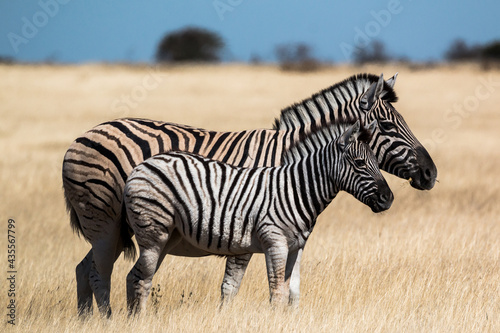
[279,146,339,225]
[274,85,359,135]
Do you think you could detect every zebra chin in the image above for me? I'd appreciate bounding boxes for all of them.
[409,146,438,191]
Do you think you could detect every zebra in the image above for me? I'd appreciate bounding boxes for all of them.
[62,73,437,316]
[124,119,393,314]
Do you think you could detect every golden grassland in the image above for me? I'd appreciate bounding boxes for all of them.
[0,63,499,332]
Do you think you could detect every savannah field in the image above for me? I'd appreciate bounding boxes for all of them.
[0,63,499,332]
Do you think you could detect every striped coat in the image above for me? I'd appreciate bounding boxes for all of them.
[124,121,393,313]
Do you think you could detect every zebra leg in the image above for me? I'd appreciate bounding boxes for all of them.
[127,230,178,316]
[263,241,289,305]
[220,254,252,304]
[76,250,93,316]
[127,248,159,316]
[89,233,122,318]
[285,248,303,306]
[155,229,182,271]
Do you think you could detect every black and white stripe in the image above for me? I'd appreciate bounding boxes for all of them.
[124,120,393,314]
[62,73,436,316]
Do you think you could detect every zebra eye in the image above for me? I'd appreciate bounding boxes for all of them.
[354,159,366,168]
[380,121,397,132]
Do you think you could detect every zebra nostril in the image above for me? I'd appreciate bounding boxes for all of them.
[379,190,393,205]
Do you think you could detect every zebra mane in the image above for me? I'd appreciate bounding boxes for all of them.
[272,73,398,130]
[282,117,373,164]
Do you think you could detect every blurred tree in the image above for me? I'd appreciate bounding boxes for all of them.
[249,54,262,65]
[354,40,390,64]
[0,56,14,64]
[482,40,500,60]
[156,27,224,63]
[275,43,321,71]
[444,39,481,61]
[480,40,500,70]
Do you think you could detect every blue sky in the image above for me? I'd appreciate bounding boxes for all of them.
[1,0,499,63]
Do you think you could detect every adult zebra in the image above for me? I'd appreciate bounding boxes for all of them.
[124,120,393,314]
[62,73,437,316]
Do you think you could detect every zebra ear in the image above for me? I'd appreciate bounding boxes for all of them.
[385,73,398,88]
[360,73,385,111]
[386,72,398,88]
[366,119,377,137]
[339,120,360,152]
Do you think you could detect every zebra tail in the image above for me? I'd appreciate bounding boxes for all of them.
[65,194,85,238]
[120,203,137,261]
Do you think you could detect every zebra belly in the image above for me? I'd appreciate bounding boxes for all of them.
[175,213,264,256]
[167,238,213,257]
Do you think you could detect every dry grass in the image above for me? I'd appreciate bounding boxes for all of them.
[0,63,499,332]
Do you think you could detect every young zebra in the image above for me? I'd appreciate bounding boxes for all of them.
[124,120,393,314]
[63,73,437,316]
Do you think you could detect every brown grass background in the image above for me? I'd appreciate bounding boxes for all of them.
[0,63,498,332]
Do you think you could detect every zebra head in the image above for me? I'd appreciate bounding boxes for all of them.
[359,73,437,191]
[336,120,393,213]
